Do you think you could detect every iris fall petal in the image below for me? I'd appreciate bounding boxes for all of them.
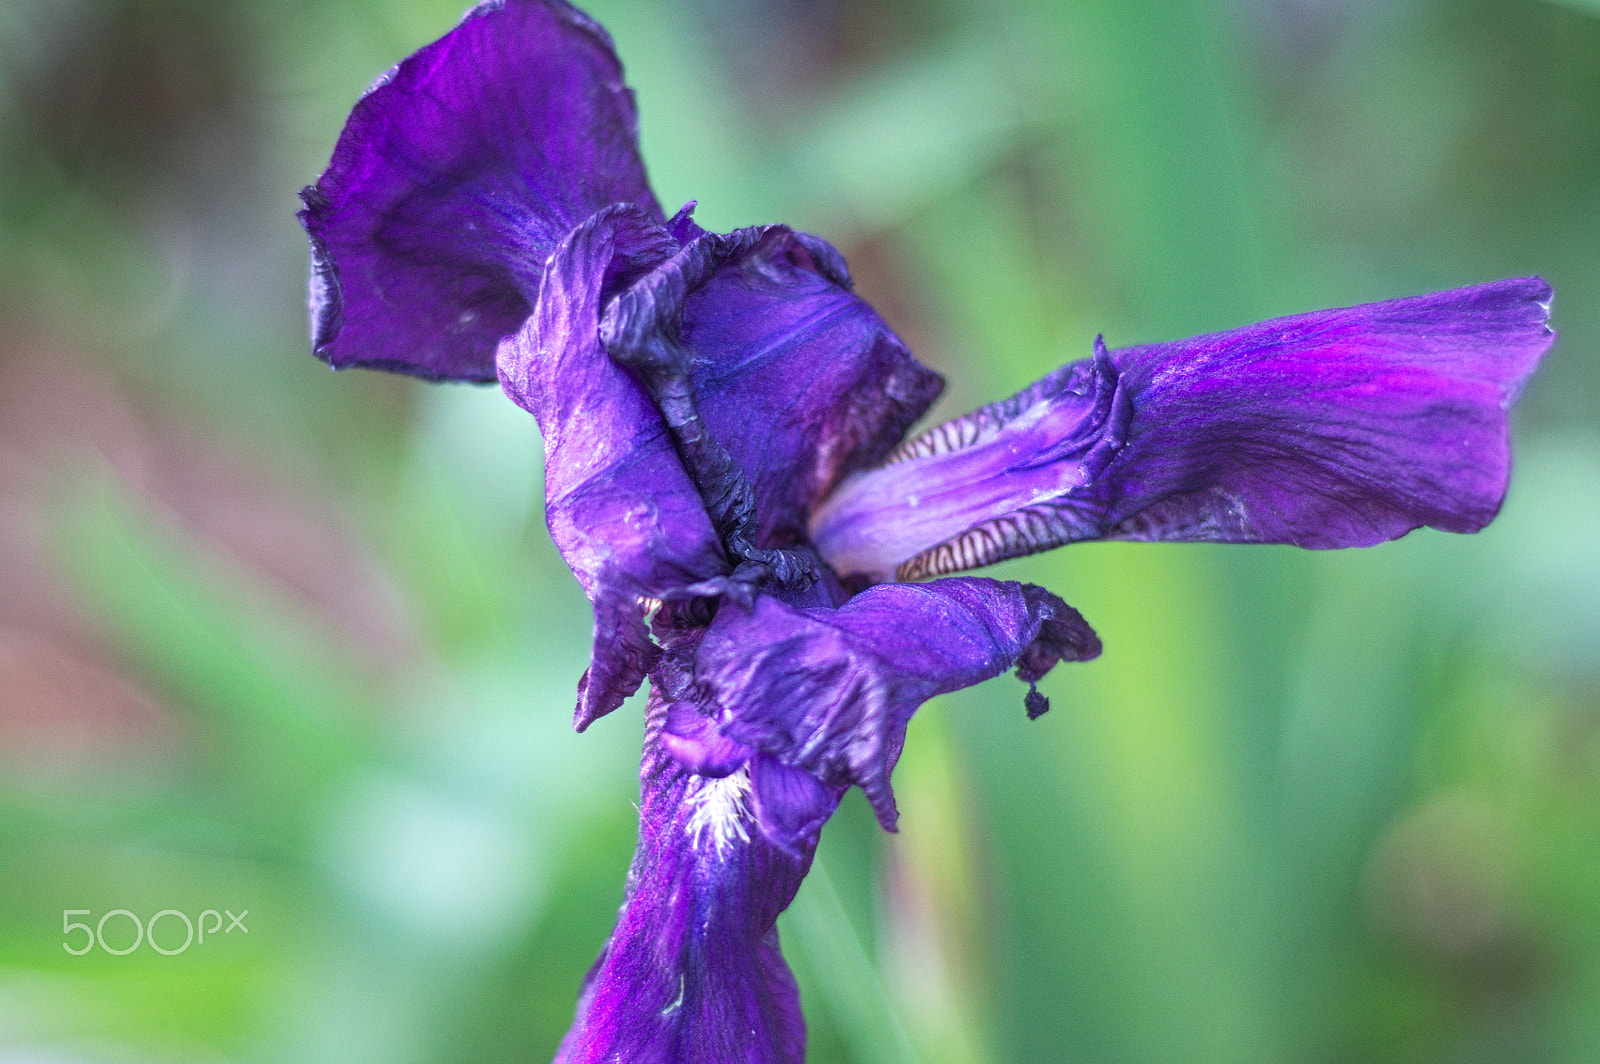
[558,696,822,1064]
[813,278,1555,581]
[696,577,1101,831]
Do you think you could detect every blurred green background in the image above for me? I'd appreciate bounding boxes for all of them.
[2,0,1598,1060]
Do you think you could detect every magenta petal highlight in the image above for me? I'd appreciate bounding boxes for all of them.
[1096,276,1553,546]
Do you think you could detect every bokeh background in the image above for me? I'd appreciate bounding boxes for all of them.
[2,0,1598,1060]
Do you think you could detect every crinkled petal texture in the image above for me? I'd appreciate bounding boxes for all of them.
[680,231,944,542]
[300,0,661,381]
[499,203,943,725]
[557,693,830,1064]
[695,578,1101,835]
[499,206,725,727]
[812,278,1555,581]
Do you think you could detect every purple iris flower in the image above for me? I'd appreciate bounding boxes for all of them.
[298,1,1554,1060]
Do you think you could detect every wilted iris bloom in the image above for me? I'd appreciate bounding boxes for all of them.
[299,2,1554,1060]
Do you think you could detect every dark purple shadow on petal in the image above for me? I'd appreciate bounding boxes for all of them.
[698,577,1100,831]
[685,230,945,545]
[749,753,839,853]
[813,278,1555,581]
[662,700,754,778]
[300,0,663,381]
[498,204,726,728]
[557,693,830,1064]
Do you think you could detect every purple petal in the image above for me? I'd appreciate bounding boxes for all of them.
[499,204,726,727]
[662,699,754,778]
[812,278,1555,580]
[696,578,1101,831]
[558,696,829,1064]
[748,753,839,853]
[812,338,1128,581]
[300,0,662,382]
[599,222,944,551]
[686,230,945,543]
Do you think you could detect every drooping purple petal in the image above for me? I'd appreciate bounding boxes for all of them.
[812,278,1555,581]
[299,0,662,382]
[747,753,840,852]
[695,578,1101,833]
[557,693,832,1064]
[498,204,726,727]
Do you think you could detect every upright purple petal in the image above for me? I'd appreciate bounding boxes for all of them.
[686,229,945,543]
[598,220,944,551]
[557,691,832,1064]
[499,204,725,727]
[497,204,945,726]
[695,578,1101,833]
[812,278,1555,581]
[300,0,662,381]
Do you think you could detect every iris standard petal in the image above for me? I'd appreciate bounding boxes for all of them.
[600,220,945,552]
[686,229,945,543]
[557,696,824,1064]
[299,0,662,381]
[812,278,1555,581]
[499,204,726,728]
[696,578,1101,832]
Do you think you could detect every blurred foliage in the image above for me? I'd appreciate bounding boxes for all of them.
[1,0,1598,1061]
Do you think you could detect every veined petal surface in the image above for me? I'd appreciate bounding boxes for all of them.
[599,221,944,551]
[499,205,725,727]
[557,695,826,1064]
[686,230,945,544]
[696,578,1101,833]
[813,278,1555,581]
[300,0,662,381]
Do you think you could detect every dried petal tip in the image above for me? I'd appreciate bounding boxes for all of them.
[697,578,1100,833]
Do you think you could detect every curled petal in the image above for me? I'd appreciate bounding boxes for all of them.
[812,278,1555,581]
[497,202,942,726]
[696,578,1101,831]
[686,229,945,542]
[300,0,661,381]
[499,204,725,727]
[601,221,944,554]
[812,339,1128,581]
